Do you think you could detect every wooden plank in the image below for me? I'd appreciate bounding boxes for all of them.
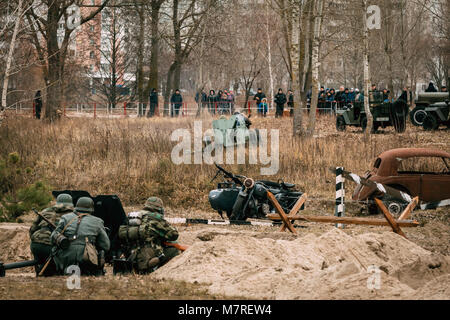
[375,198,407,238]
[266,214,419,228]
[281,193,308,232]
[267,191,296,234]
[398,196,419,221]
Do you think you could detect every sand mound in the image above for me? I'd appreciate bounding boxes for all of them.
[154,228,450,299]
[0,223,32,262]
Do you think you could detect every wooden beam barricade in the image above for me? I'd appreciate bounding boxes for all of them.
[398,196,419,221]
[267,214,419,228]
[375,198,407,238]
[280,193,308,232]
[267,191,297,234]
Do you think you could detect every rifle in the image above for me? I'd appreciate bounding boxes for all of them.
[163,241,189,252]
[32,208,57,229]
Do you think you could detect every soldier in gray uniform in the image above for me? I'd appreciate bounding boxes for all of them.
[51,197,110,276]
[29,193,74,276]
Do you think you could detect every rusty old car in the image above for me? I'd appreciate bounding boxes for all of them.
[352,148,450,215]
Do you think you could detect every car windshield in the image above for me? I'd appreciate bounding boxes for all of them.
[397,157,450,174]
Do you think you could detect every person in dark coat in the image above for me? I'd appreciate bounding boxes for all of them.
[148,88,158,117]
[288,90,294,116]
[425,82,437,92]
[274,88,287,118]
[253,88,266,116]
[207,90,217,114]
[34,90,43,119]
[170,89,183,117]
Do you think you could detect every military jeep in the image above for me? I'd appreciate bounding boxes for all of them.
[336,91,408,133]
[422,101,450,131]
[410,92,449,126]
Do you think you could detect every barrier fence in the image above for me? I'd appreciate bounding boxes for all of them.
[10,100,339,119]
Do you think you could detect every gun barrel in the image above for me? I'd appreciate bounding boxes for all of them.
[0,260,38,277]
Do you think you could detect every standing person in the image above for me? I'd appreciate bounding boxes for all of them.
[29,194,74,276]
[260,98,269,117]
[148,88,158,117]
[227,90,235,114]
[51,197,110,276]
[34,90,42,119]
[208,90,217,114]
[253,88,266,116]
[371,84,379,92]
[347,88,356,102]
[287,90,294,116]
[170,89,183,117]
[334,86,344,109]
[274,88,287,118]
[221,91,229,114]
[425,82,437,92]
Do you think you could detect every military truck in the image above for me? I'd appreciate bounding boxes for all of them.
[336,91,408,133]
[410,92,449,126]
[422,101,450,130]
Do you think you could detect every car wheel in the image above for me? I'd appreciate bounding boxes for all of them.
[336,115,346,131]
[381,194,409,218]
[410,106,427,126]
[423,114,438,131]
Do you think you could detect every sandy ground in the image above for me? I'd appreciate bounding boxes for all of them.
[1,206,449,300]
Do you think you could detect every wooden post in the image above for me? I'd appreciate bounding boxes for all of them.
[266,214,419,228]
[398,196,419,220]
[375,198,407,238]
[280,193,308,232]
[267,191,296,234]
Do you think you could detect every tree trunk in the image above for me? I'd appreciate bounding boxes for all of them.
[306,0,324,137]
[136,3,145,114]
[362,0,374,134]
[147,0,162,92]
[1,0,23,117]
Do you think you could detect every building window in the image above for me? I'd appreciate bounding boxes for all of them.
[90,51,95,59]
[90,26,94,32]
[91,0,95,5]
[90,39,95,46]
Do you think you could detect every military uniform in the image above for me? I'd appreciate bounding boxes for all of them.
[120,197,180,274]
[51,197,110,275]
[29,194,74,276]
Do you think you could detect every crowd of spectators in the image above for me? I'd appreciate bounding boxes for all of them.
[196,89,236,114]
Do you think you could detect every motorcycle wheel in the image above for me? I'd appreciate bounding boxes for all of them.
[230,195,247,221]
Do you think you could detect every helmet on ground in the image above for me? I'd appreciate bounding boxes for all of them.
[75,197,95,213]
[56,193,73,206]
[144,197,164,213]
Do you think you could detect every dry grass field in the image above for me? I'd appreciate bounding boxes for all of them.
[1,113,448,212]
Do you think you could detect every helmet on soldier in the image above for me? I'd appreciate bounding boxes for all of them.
[144,197,164,213]
[56,193,73,206]
[75,197,95,213]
